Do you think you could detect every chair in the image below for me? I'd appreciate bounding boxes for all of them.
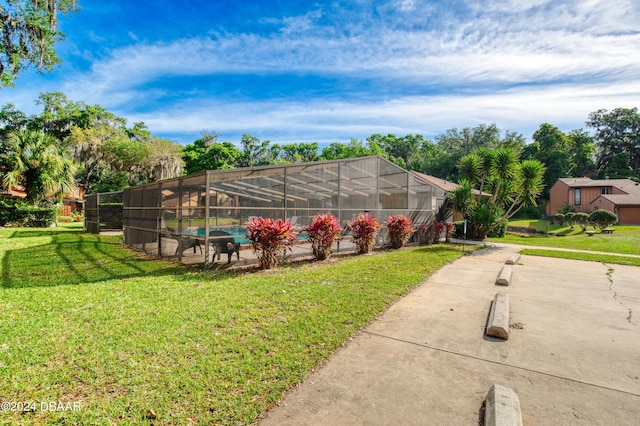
[210,230,241,264]
[176,237,202,256]
[166,227,202,256]
[288,216,302,230]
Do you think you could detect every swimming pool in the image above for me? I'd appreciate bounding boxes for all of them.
[193,227,308,245]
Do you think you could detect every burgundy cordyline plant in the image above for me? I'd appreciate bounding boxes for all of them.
[444,222,454,243]
[433,221,446,244]
[246,217,298,269]
[304,213,342,261]
[386,215,416,249]
[349,213,380,254]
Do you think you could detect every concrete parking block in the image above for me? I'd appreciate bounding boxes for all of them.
[486,293,510,340]
[506,253,521,265]
[484,384,523,426]
[496,265,512,285]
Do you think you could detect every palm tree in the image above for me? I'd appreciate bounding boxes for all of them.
[449,148,545,240]
[2,130,77,203]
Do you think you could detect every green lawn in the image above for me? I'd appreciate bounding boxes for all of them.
[497,220,640,255]
[492,219,640,265]
[0,224,465,424]
[519,248,640,267]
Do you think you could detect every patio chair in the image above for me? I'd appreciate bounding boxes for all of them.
[166,227,202,256]
[210,230,241,264]
[288,216,302,230]
[176,237,202,256]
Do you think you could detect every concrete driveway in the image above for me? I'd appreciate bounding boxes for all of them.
[260,244,640,425]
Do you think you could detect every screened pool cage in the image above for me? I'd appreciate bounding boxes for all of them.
[123,156,447,268]
[85,191,123,234]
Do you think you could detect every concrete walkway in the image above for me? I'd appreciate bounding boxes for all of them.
[260,244,640,425]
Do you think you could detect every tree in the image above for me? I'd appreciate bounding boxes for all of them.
[1,129,76,202]
[436,124,502,154]
[433,124,525,181]
[0,1,80,86]
[0,103,28,140]
[587,107,640,178]
[66,118,128,189]
[448,148,545,240]
[142,137,184,182]
[270,142,319,163]
[367,133,423,167]
[531,123,570,199]
[411,139,454,178]
[588,209,618,230]
[126,122,152,142]
[567,129,596,178]
[102,137,148,175]
[237,134,270,167]
[182,136,240,173]
[600,152,634,179]
[319,138,385,160]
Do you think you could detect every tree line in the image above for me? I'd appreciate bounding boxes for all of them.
[1,91,638,207]
[0,92,183,202]
[183,110,640,201]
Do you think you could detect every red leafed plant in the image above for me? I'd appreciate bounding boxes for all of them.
[349,213,380,254]
[434,221,446,243]
[246,217,298,269]
[386,215,416,249]
[304,213,342,261]
[444,222,454,243]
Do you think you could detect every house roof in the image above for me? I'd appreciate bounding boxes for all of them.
[410,172,460,192]
[597,194,640,206]
[558,177,637,189]
[410,171,491,197]
[562,177,640,207]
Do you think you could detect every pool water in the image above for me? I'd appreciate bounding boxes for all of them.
[194,227,308,245]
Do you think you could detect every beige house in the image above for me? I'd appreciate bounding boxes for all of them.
[547,177,640,225]
[0,183,85,216]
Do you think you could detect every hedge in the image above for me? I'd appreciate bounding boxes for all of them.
[0,198,57,227]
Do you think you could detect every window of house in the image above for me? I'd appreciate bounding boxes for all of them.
[601,187,611,194]
[574,188,581,205]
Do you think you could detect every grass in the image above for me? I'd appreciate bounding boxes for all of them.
[493,219,640,265]
[495,220,640,255]
[0,224,466,424]
[519,248,640,267]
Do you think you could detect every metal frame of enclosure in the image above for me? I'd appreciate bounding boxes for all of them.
[122,156,445,268]
[84,191,124,234]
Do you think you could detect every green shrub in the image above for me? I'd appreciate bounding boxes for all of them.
[588,209,618,231]
[349,213,380,254]
[304,213,342,260]
[555,213,565,226]
[564,212,576,228]
[559,203,576,214]
[386,215,416,249]
[487,220,508,238]
[574,212,590,231]
[0,197,57,227]
[453,221,465,239]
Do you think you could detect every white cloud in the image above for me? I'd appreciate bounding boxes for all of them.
[128,79,640,145]
[3,0,639,146]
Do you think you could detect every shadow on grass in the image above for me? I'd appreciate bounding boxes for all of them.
[552,228,582,237]
[1,232,185,289]
[3,227,83,239]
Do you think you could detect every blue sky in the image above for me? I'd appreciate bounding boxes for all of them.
[3,0,640,147]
